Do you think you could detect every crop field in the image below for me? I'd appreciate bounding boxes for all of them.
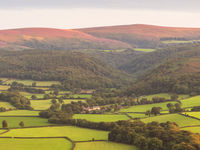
[141,114,200,127]
[75,141,138,150]
[184,112,200,119]
[140,93,189,101]
[0,117,52,128]
[0,102,15,109]
[31,99,85,110]
[127,113,146,119]
[73,114,129,122]
[0,138,72,150]
[0,110,39,116]
[1,78,60,87]
[181,95,200,108]
[120,101,177,113]
[182,126,200,133]
[1,126,109,141]
[0,85,10,91]
[134,48,155,52]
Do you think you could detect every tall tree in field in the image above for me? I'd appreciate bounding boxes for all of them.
[2,120,8,128]
[19,121,24,128]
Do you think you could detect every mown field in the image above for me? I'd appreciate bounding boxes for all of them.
[73,114,129,122]
[182,126,200,133]
[20,92,45,99]
[75,141,138,150]
[0,138,72,150]
[30,99,85,110]
[127,113,146,119]
[0,117,52,128]
[1,126,109,141]
[120,101,177,113]
[0,110,39,116]
[0,102,15,109]
[0,85,10,91]
[141,114,200,127]
[184,112,200,119]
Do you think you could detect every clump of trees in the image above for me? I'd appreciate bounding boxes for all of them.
[2,120,8,128]
[108,121,200,150]
[167,103,183,113]
[0,91,32,109]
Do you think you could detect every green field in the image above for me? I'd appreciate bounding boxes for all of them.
[182,126,200,133]
[134,48,155,52]
[120,101,177,113]
[140,93,189,101]
[31,99,85,110]
[72,94,92,99]
[74,114,129,122]
[127,113,147,119]
[181,95,200,108]
[20,92,44,99]
[75,141,138,150]
[0,138,72,150]
[1,78,60,87]
[1,126,109,141]
[0,117,52,128]
[184,112,200,119]
[0,110,39,116]
[141,114,200,127]
[0,102,15,109]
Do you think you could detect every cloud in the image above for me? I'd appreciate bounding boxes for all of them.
[1,0,200,12]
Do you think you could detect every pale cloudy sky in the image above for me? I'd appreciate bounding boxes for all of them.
[0,0,200,29]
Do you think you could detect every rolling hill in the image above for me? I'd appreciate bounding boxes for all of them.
[0,50,133,89]
[1,24,200,51]
[0,28,131,50]
[78,24,200,48]
[123,45,200,95]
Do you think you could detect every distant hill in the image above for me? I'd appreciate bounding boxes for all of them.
[0,28,131,50]
[123,45,200,95]
[78,24,200,48]
[1,24,200,51]
[0,50,132,89]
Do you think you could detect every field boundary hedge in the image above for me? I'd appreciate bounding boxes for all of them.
[179,113,200,121]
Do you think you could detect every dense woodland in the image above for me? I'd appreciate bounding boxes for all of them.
[0,50,132,89]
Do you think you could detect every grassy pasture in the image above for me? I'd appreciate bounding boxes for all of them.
[73,114,129,122]
[120,101,177,113]
[184,112,200,119]
[182,126,200,133]
[134,48,155,52]
[181,95,200,108]
[0,110,39,116]
[0,138,72,150]
[1,78,60,87]
[20,92,44,99]
[1,126,109,141]
[75,141,138,150]
[72,94,92,99]
[140,93,189,101]
[162,40,200,44]
[127,113,146,119]
[31,99,85,110]
[0,102,15,109]
[0,117,52,128]
[141,114,200,127]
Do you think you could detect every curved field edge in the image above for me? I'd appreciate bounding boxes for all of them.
[141,114,200,127]
[74,141,138,150]
[0,126,109,141]
[0,138,72,150]
[181,126,200,133]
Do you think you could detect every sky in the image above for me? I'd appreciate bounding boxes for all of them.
[0,0,200,29]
